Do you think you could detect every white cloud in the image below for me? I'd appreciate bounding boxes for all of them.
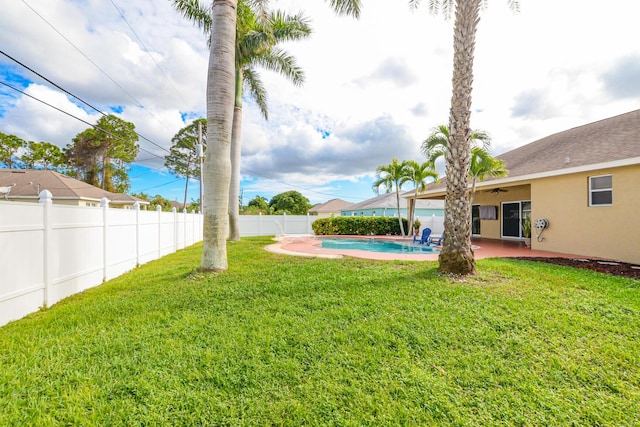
[2,0,640,203]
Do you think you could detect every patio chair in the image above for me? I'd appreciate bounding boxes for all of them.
[413,228,432,244]
[427,232,444,247]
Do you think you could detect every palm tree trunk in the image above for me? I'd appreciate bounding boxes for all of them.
[438,0,481,275]
[228,70,243,241]
[395,189,406,236]
[201,0,237,272]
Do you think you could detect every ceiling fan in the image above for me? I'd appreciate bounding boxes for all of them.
[486,188,508,195]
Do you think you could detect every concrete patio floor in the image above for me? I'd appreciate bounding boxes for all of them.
[267,235,585,261]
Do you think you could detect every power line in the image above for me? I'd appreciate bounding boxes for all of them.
[0,49,171,154]
[109,0,192,112]
[0,79,164,161]
[20,0,177,136]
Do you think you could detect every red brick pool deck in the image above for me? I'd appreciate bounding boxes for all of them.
[266,235,585,261]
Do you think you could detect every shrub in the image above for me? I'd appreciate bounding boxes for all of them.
[312,216,408,236]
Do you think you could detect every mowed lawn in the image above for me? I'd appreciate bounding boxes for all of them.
[1,236,639,426]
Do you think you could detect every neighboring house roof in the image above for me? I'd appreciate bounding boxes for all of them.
[420,109,640,195]
[346,191,445,210]
[0,169,148,205]
[309,198,354,214]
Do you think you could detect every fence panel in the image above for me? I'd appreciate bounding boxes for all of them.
[0,199,202,327]
[48,204,104,305]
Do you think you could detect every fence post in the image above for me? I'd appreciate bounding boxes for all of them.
[172,207,177,253]
[157,205,162,259]
[101,197,109,282]
[307,213,311,234]
[183,208,187,249]
[258,212,262,236]
[283,212,287,235]
[39,190,53,308]
[134,202,141,267]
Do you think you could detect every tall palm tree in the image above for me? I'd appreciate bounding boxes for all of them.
[411,0,519,275]
[405,160,438,236]
[468,146,507,206]
[372,158,411,237]
[228,8,311,241]
[173,0,361,271]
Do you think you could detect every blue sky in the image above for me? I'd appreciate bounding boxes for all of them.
[2,0,640,206]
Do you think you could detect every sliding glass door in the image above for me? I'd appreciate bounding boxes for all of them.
[501,201,531,239]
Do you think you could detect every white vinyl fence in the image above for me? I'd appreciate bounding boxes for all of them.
[0,191,203,327]
[1,201,442,327]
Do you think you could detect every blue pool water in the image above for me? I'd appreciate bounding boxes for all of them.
[320,238,439,254]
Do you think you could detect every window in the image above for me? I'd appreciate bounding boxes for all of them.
[589,175,612,206]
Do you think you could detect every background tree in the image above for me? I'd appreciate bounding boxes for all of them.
[412,0,520,275]
[21,141,66,170]
[269,190,312,215]
[132,192,175,212]
[165,118,207,208]
[372,158,411,237]
[65,115,139,193]
[405,160,439,235]
[0,132,26,169]
[247,195,271,214]
[65,128,102,187]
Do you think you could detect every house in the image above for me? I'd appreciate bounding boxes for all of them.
[341,191,445,220]
[0,169,149,209]
[412,109,640,264]
[309,198,354,217]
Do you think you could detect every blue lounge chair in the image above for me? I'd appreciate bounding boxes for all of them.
[427,232,444,247]
[413,228,432,244]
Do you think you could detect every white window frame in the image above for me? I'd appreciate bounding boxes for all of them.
[589,174,612,207]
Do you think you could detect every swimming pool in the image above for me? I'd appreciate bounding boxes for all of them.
[320,238,439,254]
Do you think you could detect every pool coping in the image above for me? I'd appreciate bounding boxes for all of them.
[265,235,441,261]
[265,235,583,261]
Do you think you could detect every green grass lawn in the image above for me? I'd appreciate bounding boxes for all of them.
[1,236,639,426]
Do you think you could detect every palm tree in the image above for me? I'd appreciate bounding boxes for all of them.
[228,8,311,241]
[172,0,238,272]
[468,146,507,206]
[421,124,490,166]
[405,160,438,236]
[372,158,411,237]
[173,0,361,271]
[411,0,519,275]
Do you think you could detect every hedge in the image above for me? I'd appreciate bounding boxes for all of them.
[311,216,409,236]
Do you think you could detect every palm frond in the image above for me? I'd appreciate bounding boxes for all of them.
[325,0,361,18]
[243,68,268,120]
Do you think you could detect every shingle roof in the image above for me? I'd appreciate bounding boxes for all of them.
[496,108,640,178]
[0,169,147,204]
[309,198,354,213]
[421,109,640,194]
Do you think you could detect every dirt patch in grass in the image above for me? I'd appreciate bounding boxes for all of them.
[510,257,640,280]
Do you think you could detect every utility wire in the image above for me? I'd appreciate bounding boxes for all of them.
[0,49,171,154]
[109,0,192,112]
[20,0,176,135]
[0,79,164,161]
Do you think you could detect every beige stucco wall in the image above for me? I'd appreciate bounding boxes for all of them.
[530,165,640,264]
